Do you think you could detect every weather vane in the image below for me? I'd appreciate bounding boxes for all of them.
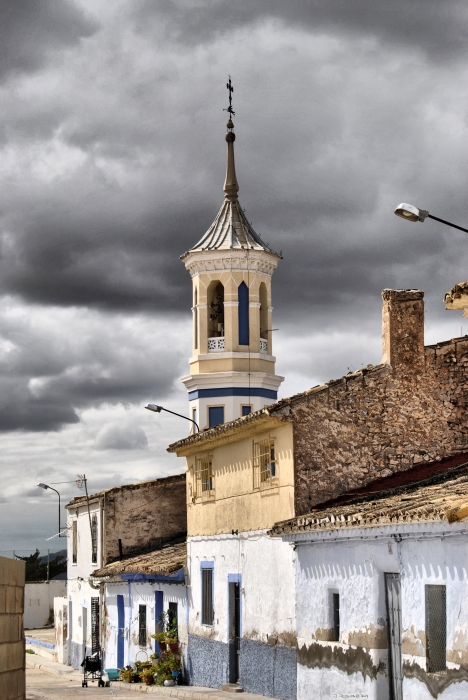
[224,76,235,120]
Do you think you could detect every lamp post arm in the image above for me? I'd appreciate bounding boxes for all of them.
[427,214,468,235]
[46,486,64,538]
[160,406,199,432]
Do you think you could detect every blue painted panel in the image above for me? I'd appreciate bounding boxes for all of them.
[238,282,249,345]
[117,594,125,669]
[241,405,251,416]
[209,406,224,428]
[188,387,277,401]
[155,591,163,637]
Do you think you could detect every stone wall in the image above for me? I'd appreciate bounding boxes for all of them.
[287,289,468,515]
[0,556,25,700]
[104,473,187,563]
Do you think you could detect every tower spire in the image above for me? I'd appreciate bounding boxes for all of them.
[223,77,239,202]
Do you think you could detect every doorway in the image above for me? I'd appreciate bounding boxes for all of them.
[385,573,403,700]
[228,576,241,684]
[82,606,87,662]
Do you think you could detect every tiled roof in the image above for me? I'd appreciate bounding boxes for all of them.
[269,457,468,536]
[91,541,186,578]
[65,473,185,509]
[184,199,279,255]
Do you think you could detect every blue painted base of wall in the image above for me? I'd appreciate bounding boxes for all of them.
[70,641,92,669]
[187,634,296,700]
[240,638,297,700]
[187,634,229,688]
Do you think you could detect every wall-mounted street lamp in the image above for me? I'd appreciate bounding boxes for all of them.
[37,483,65,537]
[145,404,199,433]
[394,203,468,234]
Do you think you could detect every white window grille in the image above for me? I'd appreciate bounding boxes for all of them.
[260,338,267,353]
[208,337,225,352]
[253,438,277,489]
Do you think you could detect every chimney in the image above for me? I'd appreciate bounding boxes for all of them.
[381,289,424,370]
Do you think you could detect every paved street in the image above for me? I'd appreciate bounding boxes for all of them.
[26,664,166,700]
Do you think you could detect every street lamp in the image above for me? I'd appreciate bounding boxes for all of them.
[37,483,65,537]
[145,404,199,433]
[394,203,468,234]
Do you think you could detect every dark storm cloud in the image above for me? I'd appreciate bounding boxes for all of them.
[0,0,99,81]
[0,308,186,431]
[137,0,468,63]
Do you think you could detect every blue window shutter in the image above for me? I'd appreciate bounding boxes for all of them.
[238,282,249,345]
[242,405,251,416]
[209,406,224,428]
[117,594,125,669]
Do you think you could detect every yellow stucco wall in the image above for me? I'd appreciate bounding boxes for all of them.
[185,421,295,535]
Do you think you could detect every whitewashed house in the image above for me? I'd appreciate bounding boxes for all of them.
[65,474,186,668]
[90,541,187,670]
[270,455,468,700]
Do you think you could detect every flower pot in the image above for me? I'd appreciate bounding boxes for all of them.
[144,677,154,686]
[168,642,179,653]
[158,641,167,651]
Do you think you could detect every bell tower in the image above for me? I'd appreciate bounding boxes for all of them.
[180,80,283,430]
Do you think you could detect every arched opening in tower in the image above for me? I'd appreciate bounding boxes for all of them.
[208,280,224,339]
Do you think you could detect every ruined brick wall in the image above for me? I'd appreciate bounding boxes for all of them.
[103,473,186,563]
[0,556,25,700]
[288,289,468,515]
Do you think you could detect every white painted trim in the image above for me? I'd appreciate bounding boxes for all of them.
[189,352,276,362]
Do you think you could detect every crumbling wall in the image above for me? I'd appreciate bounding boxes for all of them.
[104,473,186,562]
[0,556,25,700]
[290,290,468,515]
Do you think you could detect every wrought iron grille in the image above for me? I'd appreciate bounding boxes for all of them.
[333,593,340,642]
[425,585,446,673]
[253,438,276,488]
[91,514,98,564]
[139,605,147,647]
[195,456,213,498]
[91,597,100,653]
[72,521,77,563]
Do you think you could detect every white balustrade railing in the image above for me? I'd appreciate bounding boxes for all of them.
[260,338,268,354]
[208,337,225,352]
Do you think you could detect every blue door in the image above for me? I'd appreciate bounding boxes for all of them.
[117,594,125,669]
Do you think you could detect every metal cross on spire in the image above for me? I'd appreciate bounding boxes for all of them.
[224,76,235,120]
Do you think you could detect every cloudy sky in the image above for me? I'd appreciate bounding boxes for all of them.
[2,0,468,553]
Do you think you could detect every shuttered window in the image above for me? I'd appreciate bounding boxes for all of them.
[195,456,214,498]
[139,605,147,647]
[91,597,100,653]
[238,282,249,345]
[425,585,446,673]
[333,593,340,642]
[72,521,77,564]
[201,567,214,626]
[253,437,277,488]
[91,514,98,564]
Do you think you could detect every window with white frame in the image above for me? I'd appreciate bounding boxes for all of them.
[253,437,277,488]
[195,455,214,498]
[72,521,77,564]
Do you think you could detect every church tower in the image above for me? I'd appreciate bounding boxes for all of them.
[180,81,283,431]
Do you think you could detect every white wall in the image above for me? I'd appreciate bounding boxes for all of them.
[24,580,66,629]
[188,530,296,644]
[104,580,187,669]
[292,523,468,700]
[54,596,68,664]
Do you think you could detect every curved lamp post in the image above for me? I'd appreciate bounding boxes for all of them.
[145,404,199,433]
[37,483,65,537]
[394,203,468,234]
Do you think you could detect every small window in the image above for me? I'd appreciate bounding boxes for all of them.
[426,585,446,673]
[195,456,214,498]
[139,604,147,647]
[72,521,77,564]
[192,408,198,434]
[241,405,251,417]
[209,406,224,428]
[238,281,249,345]
[253,437,277,488]
[201,568,214,626]
[91,514,98,564]
[194,288,198,350]
[333,593,340,642]
[168,602,178,638]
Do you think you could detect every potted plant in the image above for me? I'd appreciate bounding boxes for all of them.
[166,619,179,652]
[120,666,134,683]
[152,630,167,651]
[141,667,156,685]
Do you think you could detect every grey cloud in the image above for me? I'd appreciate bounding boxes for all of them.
[0,0,99,82]
[135,0,468,63]
[95,423,148,451]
